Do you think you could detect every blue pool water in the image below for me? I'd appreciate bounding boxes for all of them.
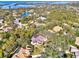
[21,11,30,17]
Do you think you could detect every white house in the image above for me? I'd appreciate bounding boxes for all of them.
[75,37,79,45]
[37,16,46,21]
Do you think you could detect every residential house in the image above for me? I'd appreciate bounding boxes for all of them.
[31,34,47,45]
[12,47,32,58]
[70,45,79,58]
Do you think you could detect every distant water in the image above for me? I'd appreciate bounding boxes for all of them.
[0,1,69,9]
[0,1,69,5]
[1,5,35,9]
